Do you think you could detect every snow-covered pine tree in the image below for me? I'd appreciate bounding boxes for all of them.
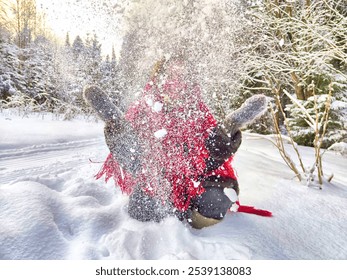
[99,50,121,109]
[84,33,102,84]
[116,27,145,109]
[72,35,85,60]
[22,36,58,110]
[0,42,25,102]
[286,84,347,148]
[65,32,70,48]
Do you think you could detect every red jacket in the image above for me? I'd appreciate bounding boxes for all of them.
[97,78,237,211]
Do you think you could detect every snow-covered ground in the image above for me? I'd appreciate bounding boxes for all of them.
[0,111,346,260]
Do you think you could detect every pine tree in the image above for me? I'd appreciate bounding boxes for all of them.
[0,42,24,101]
[111,45,116,62]
[72,35,84,59]
[21,36,59,110]
[65,32,70,47]
[100,48,121,109]
[84,33,102,83]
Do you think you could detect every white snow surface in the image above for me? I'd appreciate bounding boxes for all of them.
[328,142,347,156]
[1,111,347,260]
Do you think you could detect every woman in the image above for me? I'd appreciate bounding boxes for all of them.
[84,55,268,228]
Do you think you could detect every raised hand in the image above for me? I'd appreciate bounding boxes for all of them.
[83,85,142,175]
[224,94,268,136]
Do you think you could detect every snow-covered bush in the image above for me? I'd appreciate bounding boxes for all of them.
[287,91,347,148]
[228,0,347,185]
[237,0,347,127]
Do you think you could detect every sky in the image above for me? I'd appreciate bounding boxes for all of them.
[36,0,122,57]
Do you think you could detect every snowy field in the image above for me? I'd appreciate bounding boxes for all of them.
[0,110,346,260]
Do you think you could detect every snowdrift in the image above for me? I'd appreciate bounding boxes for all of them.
[0,112,346,259]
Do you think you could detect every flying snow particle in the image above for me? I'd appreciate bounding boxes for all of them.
[279,38,284,47]
[153,102,163,112]
[146,97,154,107]
[192,181,201,188]
[154,128,167,139]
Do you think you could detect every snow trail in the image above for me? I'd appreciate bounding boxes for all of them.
[0,137,105,184]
